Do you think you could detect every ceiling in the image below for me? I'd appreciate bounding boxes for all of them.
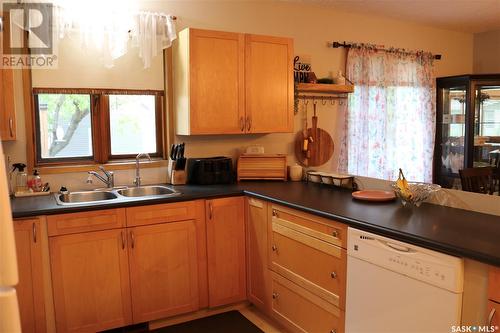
[287,0,500,33]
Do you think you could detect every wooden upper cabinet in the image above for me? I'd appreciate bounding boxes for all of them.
[206,197,247,307]
[0,68,16,141]
[128,220,200,322]
[245,34,293,133]
[175,28,245,135]
[0,13,16,141]
[14,218,47,332]
[174,28,293,135]
[50,229,132,332]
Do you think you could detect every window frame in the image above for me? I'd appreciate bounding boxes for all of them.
[32,87,165,167]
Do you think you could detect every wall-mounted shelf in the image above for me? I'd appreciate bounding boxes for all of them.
[296,83,354,94]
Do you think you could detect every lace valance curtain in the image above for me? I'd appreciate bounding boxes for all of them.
[339,44,436,182]
[54,6,177,68]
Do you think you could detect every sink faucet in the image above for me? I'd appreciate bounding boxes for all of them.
[134,153,151,187]
[87,166,114,188]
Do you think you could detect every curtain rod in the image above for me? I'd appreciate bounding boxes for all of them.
[331,41,442,60]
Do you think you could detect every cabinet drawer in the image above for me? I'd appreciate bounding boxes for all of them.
[270,221,346,309]
[271,272,344,333]
[271,204,346,249]
[489,266,500,302]
[126,201,198,227]
[47,209,125,236]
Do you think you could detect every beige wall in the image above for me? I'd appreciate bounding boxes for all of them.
[3,0,474,192]
[473,29,500,74]
[159,0,473,172]
[31,38,164,89]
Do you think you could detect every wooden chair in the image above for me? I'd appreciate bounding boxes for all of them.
[459,167,495,194]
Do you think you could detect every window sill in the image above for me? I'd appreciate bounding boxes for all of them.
[38,159,168,175]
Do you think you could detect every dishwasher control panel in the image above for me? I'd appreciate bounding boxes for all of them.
[348,228,464,293]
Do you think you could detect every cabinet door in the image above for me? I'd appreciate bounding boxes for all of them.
[487,300,499,328]
[246,197,271,313]
[0,67,16,141]
[128,220,200,322]
[206,197,246,307]
[50,229,132,332]
[14,219,46,332]
[189,29,245,134]
[489,266,500,303]
[245,34,293,133]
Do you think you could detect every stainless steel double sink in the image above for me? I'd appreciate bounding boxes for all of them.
[55,185,180,206]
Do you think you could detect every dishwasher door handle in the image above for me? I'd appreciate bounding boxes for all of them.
[378,239,415,253]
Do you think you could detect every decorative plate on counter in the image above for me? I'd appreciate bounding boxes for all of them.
[352,190,396,202]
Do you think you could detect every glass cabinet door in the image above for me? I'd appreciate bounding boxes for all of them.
[473,85,500,169]
[437,86,466,189]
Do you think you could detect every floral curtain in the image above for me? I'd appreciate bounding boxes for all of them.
[339,45,436,182]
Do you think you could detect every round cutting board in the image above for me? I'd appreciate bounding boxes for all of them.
[294,126,334,167]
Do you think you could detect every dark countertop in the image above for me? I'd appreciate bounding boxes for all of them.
[11,181,500,266]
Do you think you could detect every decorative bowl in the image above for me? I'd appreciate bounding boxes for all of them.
[392,182,441,207]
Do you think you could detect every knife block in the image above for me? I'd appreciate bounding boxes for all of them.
[167,159,187,185]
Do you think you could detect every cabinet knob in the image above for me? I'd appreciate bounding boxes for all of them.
[330,330,337,333]
[272,245,278,252]
[272,209,278,218]
[330,272,337,279]
[272,292,279,300]
[332,230,339,238]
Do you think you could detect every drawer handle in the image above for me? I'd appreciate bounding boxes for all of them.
[240,116,245,132]
[32,223,37,243]
[272,292,279,300]
[330,330,337,333]
[9,117,14,137]
[246,116,252,131]
[330,272,337,279]
[332,230,339,238]
[130,231,135,249]
[272,209,278,218]
[489,307,496,326]
[272,245,278,252]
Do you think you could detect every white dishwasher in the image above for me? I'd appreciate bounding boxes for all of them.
[345,227,464,333]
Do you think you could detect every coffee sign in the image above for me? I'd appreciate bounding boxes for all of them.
[294,55,312,83]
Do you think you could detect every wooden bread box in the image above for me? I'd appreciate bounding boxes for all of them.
[237,154,287,181]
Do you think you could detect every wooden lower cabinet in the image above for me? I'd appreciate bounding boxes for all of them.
[50,229,132,332]
[271,272,344,333]
[128,220,200,322]
[14,218,47,332]
[206,197,247,307]
[246,197,271,312]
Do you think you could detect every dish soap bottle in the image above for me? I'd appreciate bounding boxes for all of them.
[12,163,28,193]
[28,169,42,192]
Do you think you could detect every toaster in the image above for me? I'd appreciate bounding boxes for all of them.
[186,157,234,185]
